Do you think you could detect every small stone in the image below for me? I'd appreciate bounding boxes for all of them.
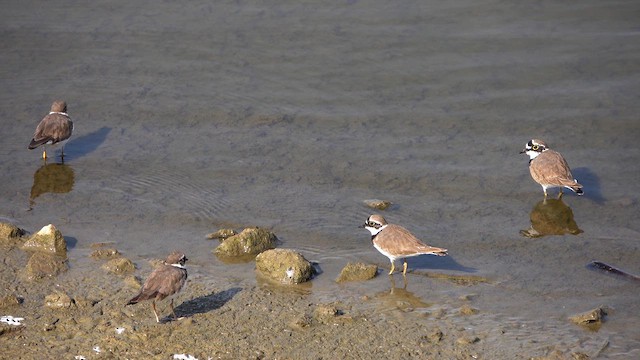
[21,224,67,256]
[289,314,313,329]
[0,295,21,309]
[335,262,378,283]
[0,222,26,245]
[423,329,444,344]
[313,304,340,324]
[569,307,607,329]
[255,248,314,284]
[44,292,75,309]
[456,336,480,345]
[102,257,136,275]
[363,199,392,210]
[206,229,237,240]
[24,252,68,280]
[124,275,142,289]
[214,227,277,258]
[90,248,120,259]
[459,304,479,315]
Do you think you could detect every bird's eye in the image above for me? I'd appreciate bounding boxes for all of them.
[532,145,539,150]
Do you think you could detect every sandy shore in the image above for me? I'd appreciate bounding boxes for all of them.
[1,241,600,360]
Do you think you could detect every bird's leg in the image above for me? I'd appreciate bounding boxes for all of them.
[42,147,47,159]
[557,190,563,200]
[388,261,395,275]
[170,298,177,320]
[402,260,408,275]
[152,300,160,323]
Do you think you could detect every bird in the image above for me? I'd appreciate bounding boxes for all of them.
[126,251,188,323]
[361,215,447,275]
[520,139,583,198]
[28,100,74,160]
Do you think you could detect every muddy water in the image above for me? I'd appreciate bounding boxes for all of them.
[1,1,639,358]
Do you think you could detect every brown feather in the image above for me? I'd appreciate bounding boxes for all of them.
[374,224,447,258]
[529,150,582,188]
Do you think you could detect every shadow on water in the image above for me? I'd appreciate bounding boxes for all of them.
[174,287,242,318]
[520,197,583,238]
[572,167,605,204]
[64,126,111,161]
[29,162,75,208]
[407,253,477,273]
[64,236,78,250]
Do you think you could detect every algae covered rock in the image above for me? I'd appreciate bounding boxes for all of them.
[214,227,277,258]
[255,249,314,284]
[0,223,26,245]
[206,228,237,241]
[44,292,75,309]
[363,199,392,210]
[24,252,69,280]
[569,306,607,330]
[102,257,136,275]
[336,262,378,283]
[21,224,67,256]
[90,248,120,259]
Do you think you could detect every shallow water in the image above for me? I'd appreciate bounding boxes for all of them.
[1,1,639,358]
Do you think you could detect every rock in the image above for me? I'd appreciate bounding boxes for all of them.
[44,292,75,309]
[335,262,378,283]
[21,224,67,256]
[459,304,479,316]
[569,306,607,329]
[102,257,136,275]
[363,199,392,210]
[0,222,26,245]
[24,252,68,280]
[313,304,339,324]
[214,227,277,258]
[90,248,120,259]
[255,249,314,284]
[456,336,480,345]
[206,228,237,241]
[0,295,21,309]
[422,329,444,344]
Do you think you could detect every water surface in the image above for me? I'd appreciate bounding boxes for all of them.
[1,1,639,357]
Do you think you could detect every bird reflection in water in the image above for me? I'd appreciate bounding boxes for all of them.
[375,275,432,312]
[520,197,582,238]
[29,162,75,208]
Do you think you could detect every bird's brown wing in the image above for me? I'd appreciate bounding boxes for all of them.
[155,267,187,300]
[530,150,581,187]
[29,114,73,148]
[377,224,447,257]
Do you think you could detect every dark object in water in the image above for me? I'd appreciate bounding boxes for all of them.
[587,261,640,282]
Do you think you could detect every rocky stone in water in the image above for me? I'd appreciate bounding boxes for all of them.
[569,306,607,330]
[255,248,314,284]
[206,228,237,241]
[102,257,136,275]
[214,227,277,257]
[90,248,120,259]
[44,292,75,309]
[0,222,26,245]
[21,224,67,256]
[363,199,392,210]
[24,252,69,280]
[335,262,378,283]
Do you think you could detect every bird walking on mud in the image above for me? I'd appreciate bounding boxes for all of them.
[127,251,188,323]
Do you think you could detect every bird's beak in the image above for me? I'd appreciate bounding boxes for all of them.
[519,149,526,154]
[358,224,366,229]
